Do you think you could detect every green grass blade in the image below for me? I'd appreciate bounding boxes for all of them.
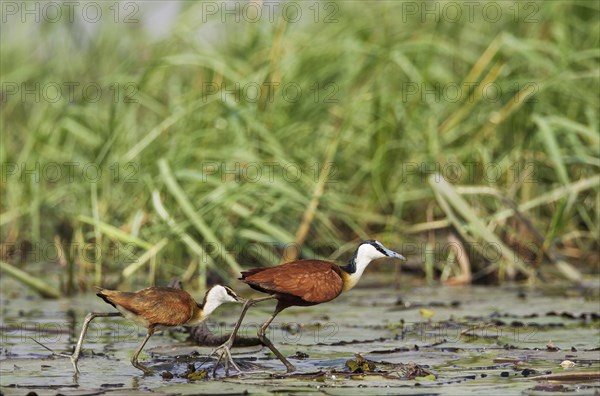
[78,215,152,250]
[534,115,570,185]
[158,158,242,275]
[121,238,169,279]
[429,175,536,281]
[0,260,61,298]
[151,190,229,283]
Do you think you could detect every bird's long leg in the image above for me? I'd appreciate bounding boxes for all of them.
[70,312,122,374]
[257,307,295,373]
[208,295,276,376]
[211,299,254,376]
[131,327,154,375]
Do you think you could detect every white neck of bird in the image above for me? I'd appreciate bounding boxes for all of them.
[199,286,237,319]
[342,245,383,291]
[201,287,230,318]
[201,296,222,318]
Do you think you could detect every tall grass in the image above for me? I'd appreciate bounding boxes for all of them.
[1,1,598,296]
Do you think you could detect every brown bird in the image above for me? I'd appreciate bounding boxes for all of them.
[212,240,405,373]
[70,285,242,374]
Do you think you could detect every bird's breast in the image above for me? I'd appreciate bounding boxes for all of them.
[341,271,360,292]
[183,311,207,327]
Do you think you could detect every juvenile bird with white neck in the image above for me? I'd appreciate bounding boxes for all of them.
[211,240,405,373]
[70,285,242,375]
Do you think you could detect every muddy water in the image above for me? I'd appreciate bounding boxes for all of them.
[1,281,599,395]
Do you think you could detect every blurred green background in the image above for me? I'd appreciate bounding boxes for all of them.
[1,1,598,297]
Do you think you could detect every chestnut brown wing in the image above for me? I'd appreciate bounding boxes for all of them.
[242,260,344,303]
[98,287,196,326]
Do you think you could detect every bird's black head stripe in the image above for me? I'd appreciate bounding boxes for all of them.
[366,240,390,256]
[224,285,237,298]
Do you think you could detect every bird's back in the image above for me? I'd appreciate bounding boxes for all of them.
[96,287,198,328]
[241,260,344,305]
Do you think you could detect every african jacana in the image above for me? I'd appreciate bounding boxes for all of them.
[70,285,242,374]
[214,240,405,373]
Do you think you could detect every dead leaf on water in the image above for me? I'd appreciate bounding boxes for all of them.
[560,360,576,369]
[419,308,435,320]
[345,353,376,373]
[385,363,436,380]
[178,363,207,381]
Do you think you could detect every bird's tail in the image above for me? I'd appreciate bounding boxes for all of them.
[95,287,117,309]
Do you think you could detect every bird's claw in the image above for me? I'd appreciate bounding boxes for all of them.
[68,355,81,375]
[132,360,153,375]
[207,342,242,377]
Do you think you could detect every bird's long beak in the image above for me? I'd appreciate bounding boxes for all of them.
[385,247,406,261]
[234,294,246,303]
